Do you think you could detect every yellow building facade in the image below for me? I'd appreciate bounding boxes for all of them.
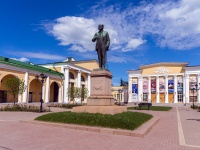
[0,56,99,105]
[128,62,200,104]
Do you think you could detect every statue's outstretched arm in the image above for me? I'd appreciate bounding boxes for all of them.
[92,33,97,42]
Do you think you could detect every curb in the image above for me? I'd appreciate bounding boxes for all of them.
[20,117,160,137]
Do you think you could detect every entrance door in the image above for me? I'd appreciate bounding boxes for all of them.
[29,92,33,103]
[151,94,156,103]
[168,93,174,103]
[0,90,7,103]
[143,93,148,102]
[160,94,165,103]
[178,92,183,102]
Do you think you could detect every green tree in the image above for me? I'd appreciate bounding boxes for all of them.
[67,87,89,105]
[79,87,89,105]
[120,78,128,86]
[67,87,79,105]
[3,78,26,105]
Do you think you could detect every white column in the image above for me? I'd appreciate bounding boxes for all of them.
[185,74,190,103]
[45,77,50,103]
[64,67,69,103]
[58,84,63,103]
[22,72,28,103]
[138,76,143,102]
[76,70,81,103]
[18,94,21,103]
[42,83,45,101]
[183,75,186,104]
[148,77,151,102]
[197,74,200,104]
[156,76,160,103]
[174,75,178,103]
[77,70,81,88]
[87,74,91,96]
[128,77,132,102]
[165,75,168,103]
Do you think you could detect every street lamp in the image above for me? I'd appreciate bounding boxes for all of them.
[118,89,122,105]
[35,73,47,112]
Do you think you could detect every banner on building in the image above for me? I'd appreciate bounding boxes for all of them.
[168,79,174,93]
[132,84,138,94]
[177,76,183,92]
[143,78,148,93]
[151,79,156,93]
[189,77,197,96]
[159,77,165,93]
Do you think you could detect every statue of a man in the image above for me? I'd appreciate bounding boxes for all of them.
[92,24,110,69]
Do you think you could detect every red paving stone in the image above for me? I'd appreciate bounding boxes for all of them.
[0,107,199,150]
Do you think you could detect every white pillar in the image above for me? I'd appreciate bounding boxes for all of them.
[77,70,81,88]
[128,77,132,102]
[183,75,186,104]
[185,74,190,103]
[148,77,151,102]
[22,72,28,103]
[76,70,81,103]
[64,67,69,103]
[45,77,50,103]
[42,82,45,101]
[165,75,168,103]
[138,76,143,102]
[156,76,160,103]
[174,75,178,103]
[197,74,200,104]
[18,94,21,103]
[58,84,63,103]
[87,74,91,96]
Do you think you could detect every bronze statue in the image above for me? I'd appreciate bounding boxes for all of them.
[92,24,110,69]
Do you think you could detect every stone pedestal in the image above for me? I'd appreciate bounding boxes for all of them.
[87,69,114,106]
[72,69,127,115]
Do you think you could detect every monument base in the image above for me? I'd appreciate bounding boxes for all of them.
[87,95,114,106]
[72,106,127,115]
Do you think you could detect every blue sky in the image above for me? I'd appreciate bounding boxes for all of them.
[0,0,200,85]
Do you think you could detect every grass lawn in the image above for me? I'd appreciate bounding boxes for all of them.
[35,112,152,130]
[127,106,172,111]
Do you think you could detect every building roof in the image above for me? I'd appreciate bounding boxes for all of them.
[0,56,64,77]
[38,59,98,65]
[139,62,189,69]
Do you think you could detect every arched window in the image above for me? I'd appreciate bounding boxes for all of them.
[81,75,85,82]
[69,72,74,79]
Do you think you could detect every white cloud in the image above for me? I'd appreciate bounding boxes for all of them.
[11,57,29,62]
[43,16,144,52]
[10,51,65,61]
[43,0,200,54]
[45,16,96,51]
[122,38,146,52]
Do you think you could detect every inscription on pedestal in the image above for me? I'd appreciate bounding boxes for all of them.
[93,79,103,92]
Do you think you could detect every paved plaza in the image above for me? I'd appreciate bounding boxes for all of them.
[0,106,200,150]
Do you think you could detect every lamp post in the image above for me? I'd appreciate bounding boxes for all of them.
[35,73,47,112]
[118,89,122,105]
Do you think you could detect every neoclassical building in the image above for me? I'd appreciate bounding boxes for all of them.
[0,56,98,105]
[40,58,99,103]
[127,62,200,104]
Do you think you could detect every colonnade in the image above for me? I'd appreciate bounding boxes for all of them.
[128,74,200,103]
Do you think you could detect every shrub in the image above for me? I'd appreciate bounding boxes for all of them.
[0,104,50,112]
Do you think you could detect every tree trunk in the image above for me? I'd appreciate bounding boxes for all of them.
[14,94,16,106]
